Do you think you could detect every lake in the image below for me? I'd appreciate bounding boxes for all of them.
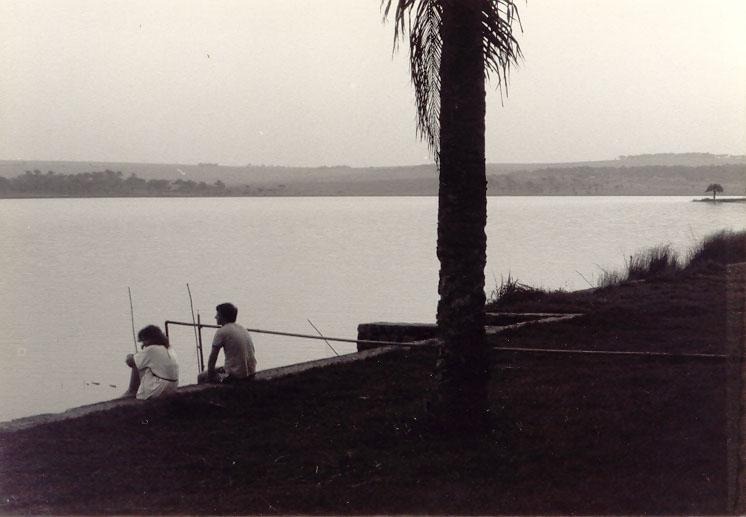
[1,196,744,421]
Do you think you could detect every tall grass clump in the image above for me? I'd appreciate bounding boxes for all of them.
[626,244,682,281]
[488,273,549,307]
[596,245,682,288]
[596,231,746,288]
[596,268,625,289]
[687,230,746,269]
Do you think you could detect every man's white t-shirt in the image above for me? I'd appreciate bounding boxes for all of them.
[212,323,256,378]
[133,345,179,400]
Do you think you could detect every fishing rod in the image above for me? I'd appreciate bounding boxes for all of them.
[164,320,419,347]
[307,318,339,356]
[186,283,203,371]
[196,311,205,372]
[127,287,138,353]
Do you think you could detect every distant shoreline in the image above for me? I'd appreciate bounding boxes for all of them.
[3,193,742,200]
[1,153,745,197]
[692,197,746,203]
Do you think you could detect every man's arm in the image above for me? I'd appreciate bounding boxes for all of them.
[206,346,220,383]
[204,327,225,383]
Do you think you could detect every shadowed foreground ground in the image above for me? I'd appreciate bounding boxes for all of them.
[0,265,739,515]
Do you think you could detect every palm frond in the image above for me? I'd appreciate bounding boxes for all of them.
[383,0,442,157]
[409,0,442,154]
[383,0,522,158]
[482,0,523,98]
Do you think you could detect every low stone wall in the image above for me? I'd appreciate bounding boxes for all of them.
[485,312,562,326]
[357,322,438,351]
[0,346,400,434]
[357,313,574,352]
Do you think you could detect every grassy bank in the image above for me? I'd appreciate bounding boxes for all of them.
[0,347,729,514]
[1,233,744,514]
[488,229,746,311]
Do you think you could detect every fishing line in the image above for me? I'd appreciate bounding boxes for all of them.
[307,318,340,356]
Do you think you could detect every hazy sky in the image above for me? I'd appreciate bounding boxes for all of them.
[1,0,745,167]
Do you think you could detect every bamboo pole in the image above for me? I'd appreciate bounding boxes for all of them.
[163,320,409,347]
[127,287,137,353]
[197,312,205,372]
[186,284,201,370]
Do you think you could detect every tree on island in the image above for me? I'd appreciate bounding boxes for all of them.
[384,0,521,432]
[705,183,723,200]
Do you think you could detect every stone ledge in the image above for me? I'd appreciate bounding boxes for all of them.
[0,346,400,434]
[357,322,438,351]
[486,313,583,335]
[358,313,585,350]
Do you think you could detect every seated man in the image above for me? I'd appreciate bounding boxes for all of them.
[198,303,257,384]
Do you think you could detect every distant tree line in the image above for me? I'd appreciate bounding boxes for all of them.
[2,164,744,197]
[0,169,282,197]
[486,165,746,196]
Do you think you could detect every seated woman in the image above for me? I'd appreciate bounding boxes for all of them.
[123,325,179,399]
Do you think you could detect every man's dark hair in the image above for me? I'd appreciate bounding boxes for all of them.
[216,303,238,323]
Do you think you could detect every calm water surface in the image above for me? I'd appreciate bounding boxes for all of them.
[1,196,744,421]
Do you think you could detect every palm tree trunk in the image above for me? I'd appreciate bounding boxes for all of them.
[431,0,489,432]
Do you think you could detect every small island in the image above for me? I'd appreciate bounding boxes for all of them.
[693,182,746,202]
[693,198,746,202]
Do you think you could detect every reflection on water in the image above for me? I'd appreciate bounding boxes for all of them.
[0,196,743,420]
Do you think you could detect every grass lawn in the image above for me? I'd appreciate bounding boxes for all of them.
[0,265,741,515]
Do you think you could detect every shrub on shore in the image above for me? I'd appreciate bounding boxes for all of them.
[487,273,577,310]
[626,244,682,280]
[489,273,544,306]
[491,229,746,297]
[687,229,746,269]
[596,230,745,288]
[597,245,682,288]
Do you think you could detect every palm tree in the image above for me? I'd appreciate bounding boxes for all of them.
[384,0,521,431]
[705,183,723,200]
